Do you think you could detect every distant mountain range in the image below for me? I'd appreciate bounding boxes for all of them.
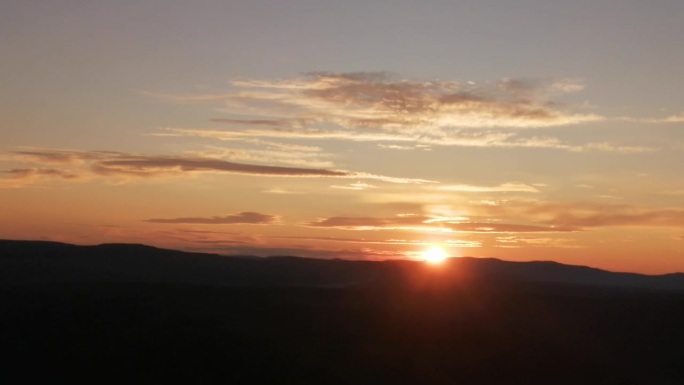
[4,239,684,384]
[2,239,683,291]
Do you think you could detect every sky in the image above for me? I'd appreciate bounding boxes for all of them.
[1,0,683,274]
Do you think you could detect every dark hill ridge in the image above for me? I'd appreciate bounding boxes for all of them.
[3,239,684,383]
[2,239,683,291]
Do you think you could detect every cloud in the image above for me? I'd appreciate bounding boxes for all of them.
[87,225,265,249]
[262,188,304,195]
[154,127,421,143]
[499,78,586,95]
[623,112,684,124]
[446,222,573,233]
[378,143,432,151]
[663,114,684,123]
[157,127,653,154]
[145,212,278,225]
[330,182,377,191]
[94,156,432,184]
[251,140,322,153]
[274,235,481,248]
[159,134,334,169]
[306,215,434,230]
[92,156,349,177]
[185,244,409,260]
[11,149,122,164]
[0,168,80,188]
[305,215,572,233]
[209,118,310,128]
[288,72,599,129]
[276,235,410,244]
[12,150,86,164]
[186,144,334,168]
[494,236,581,249]
[434,183,540,193]
[542,207,684,228]
[475,200,684,229]
[3,148,432,186]
[142,72,666,154]
[3,168,78,179]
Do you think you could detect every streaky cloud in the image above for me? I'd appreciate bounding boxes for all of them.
[0,167,80,188]
[330,182,377,191]
[185,244,409,261]
[146,212,278,225]
[434,183,540,193]
[3,147,432,186]
[92,156,348,177]
[209,118,310,128]
[264,72,602,129]
[157,127,654,153]
[476,200,684,229]
[274,235,481,248]
[11,149,124,164]
[146,72,663,153]
[3,168,78,179]
[306,215,574,233]
[92,156,433,184]
[620,113,684,124]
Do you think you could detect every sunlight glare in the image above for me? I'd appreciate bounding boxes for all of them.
[422,245,449,265]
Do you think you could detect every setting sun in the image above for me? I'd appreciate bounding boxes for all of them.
[422,246,449,264]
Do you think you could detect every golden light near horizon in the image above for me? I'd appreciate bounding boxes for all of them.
[1,1,683,276]
[422,246,449,265]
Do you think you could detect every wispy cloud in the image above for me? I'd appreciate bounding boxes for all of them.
[540,206,684,228]
[306,215,435,230]
[474,200,684,229]
[663,113,684,123]
[157,127,653,154]
[3,148,433,186]
[0,168,80,188]
[621,112,684,124]
[447,222,573,233]
[262,188,304,195]
[378,144,432,151]
[3,168,78,179]
[145,212,278,225]
[330,182,377,191]
[11,149,122,164]
[141,72,665,154]
[274,235,481,248]
[209,118,310,128]
[92,156,349,177]
[222,72,600,129]
[305,215,573,233]
[186,244,409,260]
[186,143,334,168]
[494,236,582,249]
[434,182,540,193]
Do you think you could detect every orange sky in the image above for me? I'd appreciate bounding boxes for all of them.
[1,1,683,274]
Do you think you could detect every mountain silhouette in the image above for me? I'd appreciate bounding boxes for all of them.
[2,239,684,384]
[2,239,683,291]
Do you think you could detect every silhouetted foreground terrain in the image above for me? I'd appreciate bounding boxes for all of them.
[2,240,684,384]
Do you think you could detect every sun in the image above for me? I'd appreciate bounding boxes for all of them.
[422,246,449,265]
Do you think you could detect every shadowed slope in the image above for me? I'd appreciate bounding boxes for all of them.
[1,239,683,291]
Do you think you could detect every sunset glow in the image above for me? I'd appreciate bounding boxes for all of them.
[422,246,449,265]
[1,1,683,274]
